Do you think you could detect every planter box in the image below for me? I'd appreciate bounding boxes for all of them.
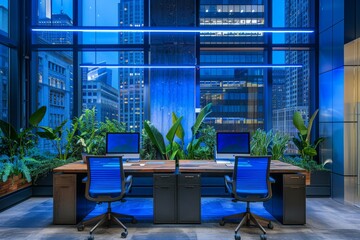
[306,170,331,197]
[0,175,32,198]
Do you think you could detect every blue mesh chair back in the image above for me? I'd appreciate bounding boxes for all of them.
[86,156,125,201]
[234,156,271,201]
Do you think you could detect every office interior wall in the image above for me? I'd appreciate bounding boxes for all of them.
[319,0,360,205]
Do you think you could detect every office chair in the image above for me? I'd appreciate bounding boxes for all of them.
[77,156,136,240]
[220,156,273,240]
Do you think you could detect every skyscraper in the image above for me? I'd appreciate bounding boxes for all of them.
[199,1,266,132]
[118,0,145,132]
[272,0,310,153]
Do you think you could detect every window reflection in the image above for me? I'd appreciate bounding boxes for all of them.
[0,44,9,121]
[0,0,9,37]
[36,51,73,152]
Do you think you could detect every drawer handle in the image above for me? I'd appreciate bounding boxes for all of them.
[160,176,170,178]
[290,177,300,179]
[185,176,194,178]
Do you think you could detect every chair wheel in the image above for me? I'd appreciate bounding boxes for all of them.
[131,218,137,224]
[121,231,128,238]
[267,222,273,229]
[219,220,225,226]
[77,225,84,231]
[260,234,267,240]
[234,233,241,240]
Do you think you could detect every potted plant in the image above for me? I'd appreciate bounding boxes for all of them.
[0,106,46,196]
[292,109,326,185]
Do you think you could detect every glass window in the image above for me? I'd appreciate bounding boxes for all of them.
[0,0,9,37]
[272,50,313,152]
[0,44,9,121]
[35,51,73,152]
[200,51,265,132]
[32,0,73,44]
[80,0,144,44]
[81,51,144,132]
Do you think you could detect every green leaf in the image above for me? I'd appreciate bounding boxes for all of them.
[191,103,212,137]
[303,146,317,157]
[306,109,319,142]
[144,121,166,157]
[169,149,179,160]
[29,106,47,126]
[172,112,185,143]
[0,119,18,140]
[292,111,307,136]
[166,116,183,143]
[54,120,68,134]
[37,126,57,140]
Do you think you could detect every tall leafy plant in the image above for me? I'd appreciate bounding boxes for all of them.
[143,103,213,161]
[0,106,46,182]
[292,109,325,169]
[37,119,80,160]
[144,117,183,160]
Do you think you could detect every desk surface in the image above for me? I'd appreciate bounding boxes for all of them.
[53,159,305,174]
[179,160,305,173]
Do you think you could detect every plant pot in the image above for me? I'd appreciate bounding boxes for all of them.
[306,170,331,197]
[0,175,32,197]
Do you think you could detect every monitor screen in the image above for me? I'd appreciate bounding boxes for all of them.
[216,132,250,160]
[106,133,140,159]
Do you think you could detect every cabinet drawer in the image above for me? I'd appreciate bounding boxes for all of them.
[54,174,76,186]
[154,174,176,185]
[283,174,305,185]
[178,174,201,185]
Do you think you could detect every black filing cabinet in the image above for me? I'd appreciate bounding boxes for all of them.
[177,174,201,223]
[264,173,306,224]
[153,174,177,223]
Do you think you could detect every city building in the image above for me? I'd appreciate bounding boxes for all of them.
[82,66,119,122]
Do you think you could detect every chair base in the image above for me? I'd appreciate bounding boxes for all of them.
[220,202,273,239]
[77,202,136,239]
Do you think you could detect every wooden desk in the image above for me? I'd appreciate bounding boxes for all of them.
[54,159,305,174]
[53,160,175,174]
[53,159,306,225]
[179,160,306,174]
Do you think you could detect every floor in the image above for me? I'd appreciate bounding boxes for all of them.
[0,197,360,240]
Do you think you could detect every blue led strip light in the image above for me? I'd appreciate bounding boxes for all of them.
[32,26,314,33]
[79,64,303,69]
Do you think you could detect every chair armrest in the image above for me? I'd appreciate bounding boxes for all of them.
[269,176,275,183]
[224,175,233,194]
[125,175,133,194]
[82,177,88,183]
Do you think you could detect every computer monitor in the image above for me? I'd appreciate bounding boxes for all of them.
[106,132,140,160]
[215,132,250,160]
